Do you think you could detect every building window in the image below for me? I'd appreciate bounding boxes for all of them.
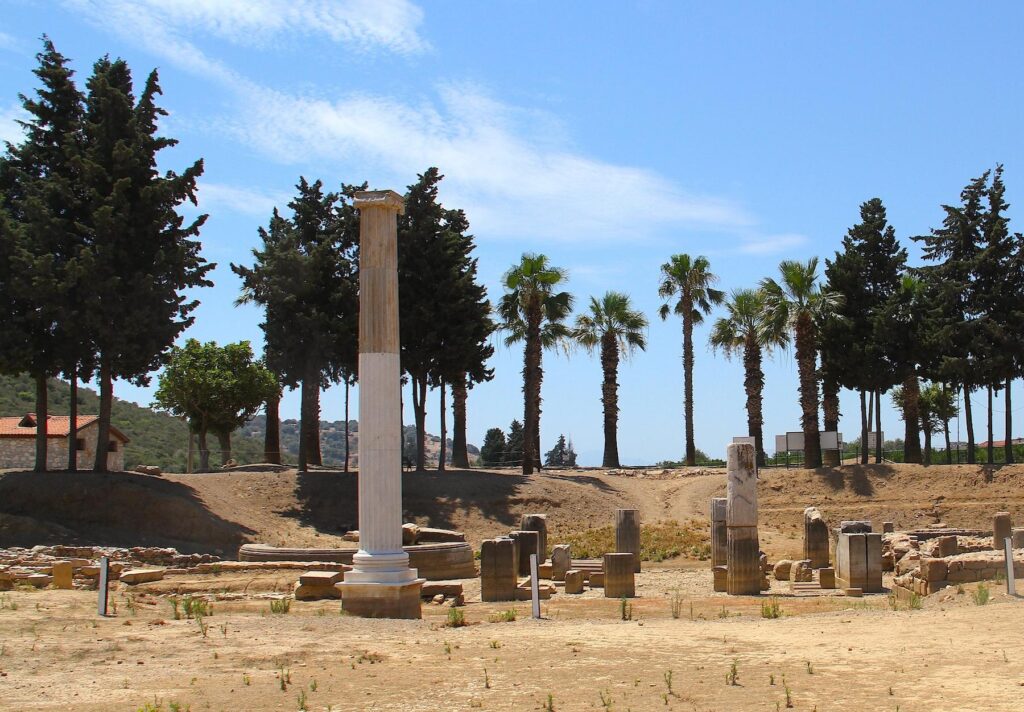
[108,441,118,453]
[76,438,86,451]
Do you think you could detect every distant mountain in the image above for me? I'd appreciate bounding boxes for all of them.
[1,373,477,472]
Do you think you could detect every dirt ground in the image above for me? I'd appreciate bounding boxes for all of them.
[1,568,1023,711]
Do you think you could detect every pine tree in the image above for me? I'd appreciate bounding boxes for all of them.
[544,434,578,467]
[479,427,506,467]
[504,419,525,468]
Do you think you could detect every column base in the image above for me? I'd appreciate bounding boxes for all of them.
[339,579,425,619]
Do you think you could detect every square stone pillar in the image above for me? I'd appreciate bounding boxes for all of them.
[339,189,423,619]
[725,443,760,595]
[710,497,727,567]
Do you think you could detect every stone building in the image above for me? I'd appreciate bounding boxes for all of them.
[0,414,128,470]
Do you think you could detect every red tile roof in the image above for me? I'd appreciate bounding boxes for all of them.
[0,414,129,442]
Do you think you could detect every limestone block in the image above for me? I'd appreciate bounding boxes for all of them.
[294,583,342,600]
[603,552,635,598]
[843,587,863,597]
[726,445,757,527]
[1012,528,1024,549]
[993,512,1013,550]
[299,571,343,586]
[480,538,517,602]
[589,572,605,588]
[897,552,921,575]
[839,521,872,534]
[818,567,836,589]
[515,583,553,600]
[836,533,867,590]
[712,566,727,592]
[416,527,466,543]
[773,559,793,581]
[420,582,463,599]
[520,514,548,562]
[551,544,571,581]
[882,522,895,533]
[711,498,727,568]
[119,568,165,585]
[803,507,830,568]
[615,509,641,572]
[789,560,813,583]
[538,562,553,579]
[25,574,51,588]
[509,530,540,576]
[51,561,73,590]
[920,558,948,582]
[134,465,161,476]
[402,523,420,545]
[340,580,422,619]
[563,569,584,594]
[934,535,958,558]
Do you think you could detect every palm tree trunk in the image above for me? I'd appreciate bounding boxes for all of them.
[964,384,976,464]
[1005,378,1014,464]
[451,375,470,468]
[795,314,821,469]
[264,391,281,465]
[822,375,840,466]
[902,375,922,464]
[743,336,766,467]
[986,385,994,464]
[601,334,620,468]
[34,372,48,473]
[874,389,882,464]
[343,381,350,473]
[683,314,696,466]
[533,379,543,471]
[438,380,447,473]
[93,360,112,473]
[67,367,77,471]
[860,389,868,465]
[522,305,542,475]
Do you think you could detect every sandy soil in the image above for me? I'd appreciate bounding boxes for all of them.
[1,569,1022,711]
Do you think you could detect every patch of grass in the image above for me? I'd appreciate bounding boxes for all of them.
[783,675,793,707]
[296,690,307,711]
[972,582,990,606]
[489,640,501,649]
[599,689,613,710]
[491,608,517,623]
[561,520,710,562]
[761,597,782,619]
[544,692,555,711]
[446,607,467,627]
[670,589,684,619]
[269,598,291,614]
[663,670,674,696]
[619,597,633,621]
[726,659,738,686]
[242,673,251,686]
[179,596,209,619]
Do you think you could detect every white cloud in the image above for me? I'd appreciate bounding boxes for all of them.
[735,233,809,255]
[63,0,428,55]
[194,182,291,219]
[0,31,24,53]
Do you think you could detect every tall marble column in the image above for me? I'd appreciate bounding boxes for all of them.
[339,189,423,619]
[726,442,760,595]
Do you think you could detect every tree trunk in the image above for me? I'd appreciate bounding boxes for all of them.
[874,389,882,464]
[451,375,470,468]
[902,375,922,464]
[795,313,821,469]
[438,380,447,473]
[683,314,696,466]
[601,333,621,468]
[822,375,840,466]
[522,302,543,476]
[866,387,874,462]
[298,366,320,472]
[198,427,211,473]
[410,375,428,472]
[216,430,232,466]
[860,389,868,465]
[310,389,322,466]
[533,402,543,471]
[343,380,350,474]
[987,384,994,464]
[93,361,113,473]
[67,367,78,471]
[264,391,281,465]
[743,336,766,467]
[964,384,976,464]
[34,372,48,473]
[1005,378,1014,464]
[943,383,953,464]
[923,423,932,465]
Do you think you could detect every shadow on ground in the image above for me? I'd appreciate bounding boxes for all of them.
[0,470,254,554]
[816,464,898,496]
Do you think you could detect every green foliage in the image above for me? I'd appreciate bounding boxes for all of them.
[269,598,291,614]
[445,607,466,627]
[761,597,782,619]
[972,582,990,606]
[504,419,525,468]
[544,434,577,467]
[479,427,506,467]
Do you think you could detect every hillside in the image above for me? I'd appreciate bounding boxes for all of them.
[0,374,477,472]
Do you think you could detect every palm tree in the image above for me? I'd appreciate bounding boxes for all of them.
[573,292,648,468]
[709,289,788,467]
[658,254,724,466]
[760,258,841,469]
[498,253,573,475]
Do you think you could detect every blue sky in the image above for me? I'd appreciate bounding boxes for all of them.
[1,1,1021,464]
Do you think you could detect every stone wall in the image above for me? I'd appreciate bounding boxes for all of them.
[0,422,124,471]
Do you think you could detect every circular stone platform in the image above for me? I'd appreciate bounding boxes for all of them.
[237,542,476,581]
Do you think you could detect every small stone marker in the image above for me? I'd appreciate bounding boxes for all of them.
[773,560,793,581]
[1012,528,1024,549]
[712,565,727,592]
[993,512,1013,550]
[818,567,836,589]
[803,507,830,568]
[615,509,641,573]
[589,571,605,588]
[710,498,727,568]
[603,552,635,598]
[843,587,863,597]
[882,521,895,533]
[0,568,12,592]
[530,554,541,619]
[551,544,571,581]
[119,568,165,585]
[295,569,344,600]
[51,561,73,590]
[510,530,540,576]
[563,569,584,594]
[789,560,813,583]
[934,535,958,558]
[97,556,110,617]
[521,514,548,563]
[726,443,760,595]
[1004,538,1016,597]
[481,538,518,602]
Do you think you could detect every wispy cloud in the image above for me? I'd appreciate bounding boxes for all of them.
[735,233,809,255]
[0,31,26,53]
[194,182,291,219]
[0,103,26,147]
